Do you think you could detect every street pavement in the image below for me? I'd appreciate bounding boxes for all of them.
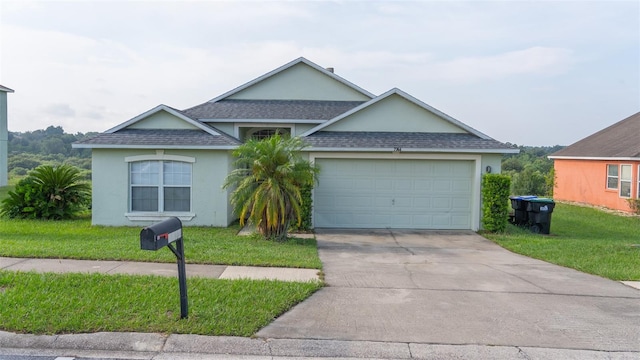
[1,229,639,359]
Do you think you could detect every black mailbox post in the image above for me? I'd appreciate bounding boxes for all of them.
[140,217,188,319]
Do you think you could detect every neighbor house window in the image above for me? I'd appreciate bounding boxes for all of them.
[606,164,618,190]
[620,164,632,198]
[130,160,192,212]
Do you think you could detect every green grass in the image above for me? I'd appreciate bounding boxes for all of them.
[0,271,322,335]
[485,203,640,281]
[0,218,322,269]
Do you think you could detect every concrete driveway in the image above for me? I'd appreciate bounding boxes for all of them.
[257,229,640,352]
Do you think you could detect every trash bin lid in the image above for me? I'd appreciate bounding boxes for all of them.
[528,197,555,203]
[509,195,538,200]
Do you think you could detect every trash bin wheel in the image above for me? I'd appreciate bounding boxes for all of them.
[530,224,541,233]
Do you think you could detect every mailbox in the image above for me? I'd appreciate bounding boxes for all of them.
[139,216,188,318]
[140,217,182,250]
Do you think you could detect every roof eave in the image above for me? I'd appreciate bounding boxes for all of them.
[0,85,14,93]
[200,118,325,124]
[548,155,640,161]
[105,105,221,136]
[304,147,519,154]
[72,144,238,150]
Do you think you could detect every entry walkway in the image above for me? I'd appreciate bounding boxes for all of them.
[0,257,321,282]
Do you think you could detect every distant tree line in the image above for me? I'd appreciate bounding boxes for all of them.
[7,126,96,180]
[502,145,564,197]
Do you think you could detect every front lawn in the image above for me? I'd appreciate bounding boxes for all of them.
[0,212,323,336]
[0,271,321,335]
[485,203,640,281]
[0,218,321,269]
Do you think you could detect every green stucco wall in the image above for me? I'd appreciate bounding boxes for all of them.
[91,148,233,226]
[229,63,371,101]
[323,94,465,133]
[129,111,199,130]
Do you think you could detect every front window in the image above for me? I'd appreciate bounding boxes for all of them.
[606,164,618,189]
[620,164,632,198]
[240,127,291,141]
[130,160,191,212]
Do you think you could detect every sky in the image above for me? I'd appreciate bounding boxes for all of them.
[0,1,638,146]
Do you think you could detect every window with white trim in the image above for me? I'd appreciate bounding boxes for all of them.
[620,164,632,198]
[606,164,618,189]
[130,160,192,212]
[240,127,291,141]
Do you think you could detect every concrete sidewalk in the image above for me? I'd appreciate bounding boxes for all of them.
[0,257,321,282]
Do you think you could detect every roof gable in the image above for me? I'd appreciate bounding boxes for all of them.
[106,105,221,136]
[550,111,640,159]
[302,88,491,139]
[207,57,374,102]
[0,85,14,93]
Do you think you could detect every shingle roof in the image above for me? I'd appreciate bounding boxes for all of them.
[303,131,515,151]
[74,129,241,148]
[183,99,365,120]
[550,112,640,158]
[0,84,14,93]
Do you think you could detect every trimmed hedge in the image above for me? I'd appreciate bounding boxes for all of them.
[481,173,511,232]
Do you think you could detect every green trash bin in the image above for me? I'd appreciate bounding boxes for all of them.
[526,198,555,234]
[509,195,537,225]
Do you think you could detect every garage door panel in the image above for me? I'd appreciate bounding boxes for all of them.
[314,159,474,229]
[375,179,393,191]
[394,179,412,191]
[354,178,374,190]
[374,196,393,207]
[453,179,472,191]
[414,179,432,191]
[433,179,452,191]
[336,195,372,207]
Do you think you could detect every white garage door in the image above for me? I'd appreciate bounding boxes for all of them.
[313,158,474,229]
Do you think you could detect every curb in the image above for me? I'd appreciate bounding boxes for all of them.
[1,331,639,359]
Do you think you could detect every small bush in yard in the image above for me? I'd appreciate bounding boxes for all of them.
[1,164,91,219]
[626,199,640,215]
[482,173,511,232]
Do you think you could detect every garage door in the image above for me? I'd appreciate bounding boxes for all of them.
[313,158,474,229]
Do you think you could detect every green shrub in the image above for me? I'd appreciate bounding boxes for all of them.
[482,173,511,232]
[291,184,313,232]
[1,164,91,219]
[627,198,640,215]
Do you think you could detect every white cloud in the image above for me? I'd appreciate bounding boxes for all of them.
[0,0,637,145]
[422,47,575,83]
[42,103,75,117]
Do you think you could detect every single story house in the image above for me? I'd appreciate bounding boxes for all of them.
[74,57,517,230]
[549,111,640,212]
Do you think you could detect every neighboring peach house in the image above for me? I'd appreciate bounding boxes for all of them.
[549,111,640,213]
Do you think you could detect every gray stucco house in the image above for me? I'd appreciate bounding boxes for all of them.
[74,57,516,230]
[0,84,14,187]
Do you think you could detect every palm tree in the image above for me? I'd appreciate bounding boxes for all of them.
[223,135,318,240]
